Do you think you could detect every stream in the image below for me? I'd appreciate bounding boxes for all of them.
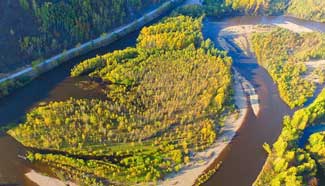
[0,15,324,186]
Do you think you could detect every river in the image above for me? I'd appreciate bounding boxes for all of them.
[202,16,325,186]
[0,15,324,186]
[0,29,140,186]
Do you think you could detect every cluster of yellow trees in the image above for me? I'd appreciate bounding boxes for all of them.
[287,0,325,23]
[9,15,233,185]
[254,89,325,186]
[306,131,325,175]
[203,0,288,16]
[252,28,325,108]
[203,0,324,23]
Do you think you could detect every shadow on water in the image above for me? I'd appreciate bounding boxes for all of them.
[298,125,325,148]
[202,16,294,186]
[304,85,325,107]
[298,123,325,184]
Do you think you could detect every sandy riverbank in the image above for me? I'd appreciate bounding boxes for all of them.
[159,69,249,186]
[217,19,323,115]
[272,21,314,33]
[26,170,78,186]
[218,25,262,116]
[303,60,325,84]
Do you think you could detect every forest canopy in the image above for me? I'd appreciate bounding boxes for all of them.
[251,28,325,108]
[15,0,168,69]
[254,88,325,186]
[202,0,325,23]
[9,15,233,185]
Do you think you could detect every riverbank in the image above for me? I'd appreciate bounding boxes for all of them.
[159,69,249,186]
[303,60,325,84]
[253,89,325,186]
[218,17,325,186]
[26,170,77,186]
[218,20,325,110]
[218,25,262,116]
[0,0,183,98]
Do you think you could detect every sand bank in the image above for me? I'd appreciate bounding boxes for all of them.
[159,69,249,186]
[26,170,77,186]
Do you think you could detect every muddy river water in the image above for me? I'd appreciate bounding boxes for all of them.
[202,16,325,186]
[0,15,324,186]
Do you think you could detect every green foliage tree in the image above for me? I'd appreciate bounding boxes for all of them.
[9,15,233,185]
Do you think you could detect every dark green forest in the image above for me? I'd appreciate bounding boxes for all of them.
[18,0,168,60]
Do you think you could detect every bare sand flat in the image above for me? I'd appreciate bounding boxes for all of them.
[237,71,260,116]
[272,21,314,33]
[303,60,325,83]
[218,25,271,57]
[159,69,249,186]
[26,170,77,186]
[218,26,261,117]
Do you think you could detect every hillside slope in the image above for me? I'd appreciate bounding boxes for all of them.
[0,0,167,75]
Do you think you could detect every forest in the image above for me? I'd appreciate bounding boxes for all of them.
[306,131,325,176]
[251,28,325,108]
[202,0,325,22]
[8,15,233,185]
[202,0,288,16]
[287,0,325,23]
[18,0,168,61]
[14,0,323,70]
[254,88,325,186]
[0,0,168,75]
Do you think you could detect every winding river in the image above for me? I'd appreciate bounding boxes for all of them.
[0,14,324,186]
[0,30,140,186]
[202,16,325,186]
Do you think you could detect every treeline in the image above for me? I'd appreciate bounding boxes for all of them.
[18,0,167,61]
[202,0,325,23]
[202,0,288,16]
[9,15,233,185]
[306,131,325,175]
[251,28,325,108]
[224,0,288,15]
[254,88,325,186]
[287,0,325,23]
